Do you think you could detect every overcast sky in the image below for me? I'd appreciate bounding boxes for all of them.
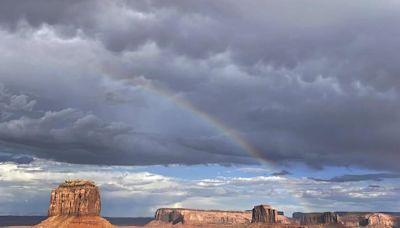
[0,0,400,216]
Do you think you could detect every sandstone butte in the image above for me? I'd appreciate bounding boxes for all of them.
[33,180,114,228]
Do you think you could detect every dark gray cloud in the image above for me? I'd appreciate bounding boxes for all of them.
[0,98,251,165]
[0,153,33,164]
[271,170,291,176]
[0,0,399,171]
[311,173,400,183]
[368,185,381,188]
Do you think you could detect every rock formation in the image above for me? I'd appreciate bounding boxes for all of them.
[276,215,298,225]
[48,180,101,216]
[251,205,277,223]
[366,213,396,227]
[151,208,252,225]
[34,180,114,228]
[337,213,367,227]
[293,212,339,225]
[292,212,400,227]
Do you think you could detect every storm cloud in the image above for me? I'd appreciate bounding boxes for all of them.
[311,173,400,183]
[0,0,400,171]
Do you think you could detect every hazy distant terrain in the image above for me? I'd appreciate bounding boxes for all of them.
[0,216,46,226]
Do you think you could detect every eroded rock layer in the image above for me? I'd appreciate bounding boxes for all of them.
[366,213,397,227]
[251,205,278,223]
[293,212,338,225]
[48,180,101,216]
[154,208,252,225]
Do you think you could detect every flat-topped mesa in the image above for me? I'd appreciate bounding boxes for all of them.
[292,212,339,225]
[59,179,96,187]
[251,204,278,223]
[154,208,252,225]
[48,179,101,217]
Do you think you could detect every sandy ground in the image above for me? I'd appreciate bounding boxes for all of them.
[1,226,143,228]
[1,227,31,228]
[0,226,171,228]
[117,227,143,228]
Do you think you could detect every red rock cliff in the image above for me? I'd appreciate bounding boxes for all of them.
[292,212,339,225]
[153,208,252,225]
[251,205,278,223]
[366,213,397,227]
[48,180,101,217]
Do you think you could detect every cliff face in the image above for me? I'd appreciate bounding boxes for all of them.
[337,213,366,227]
[294,212,400,227]
[48,180,101,217]
[251,205,277,223]
[154,208,252,225]
[293,212,338,225]
[366,213,397,227]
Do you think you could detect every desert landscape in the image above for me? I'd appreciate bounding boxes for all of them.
[2,180,397,228]
[1,1,400,228]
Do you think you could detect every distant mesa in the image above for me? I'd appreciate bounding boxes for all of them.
[293,212,400,227]
[148,206,400,227]
[292,212,339,225]
[34,179,114,228]
[337,212,399,227]
[148,208,252,226]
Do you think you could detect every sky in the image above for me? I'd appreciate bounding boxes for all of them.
[0,0,400,217]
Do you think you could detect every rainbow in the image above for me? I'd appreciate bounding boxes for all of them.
[134,83,314,212]
[101,70,310,211]
[139,83,274,167]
